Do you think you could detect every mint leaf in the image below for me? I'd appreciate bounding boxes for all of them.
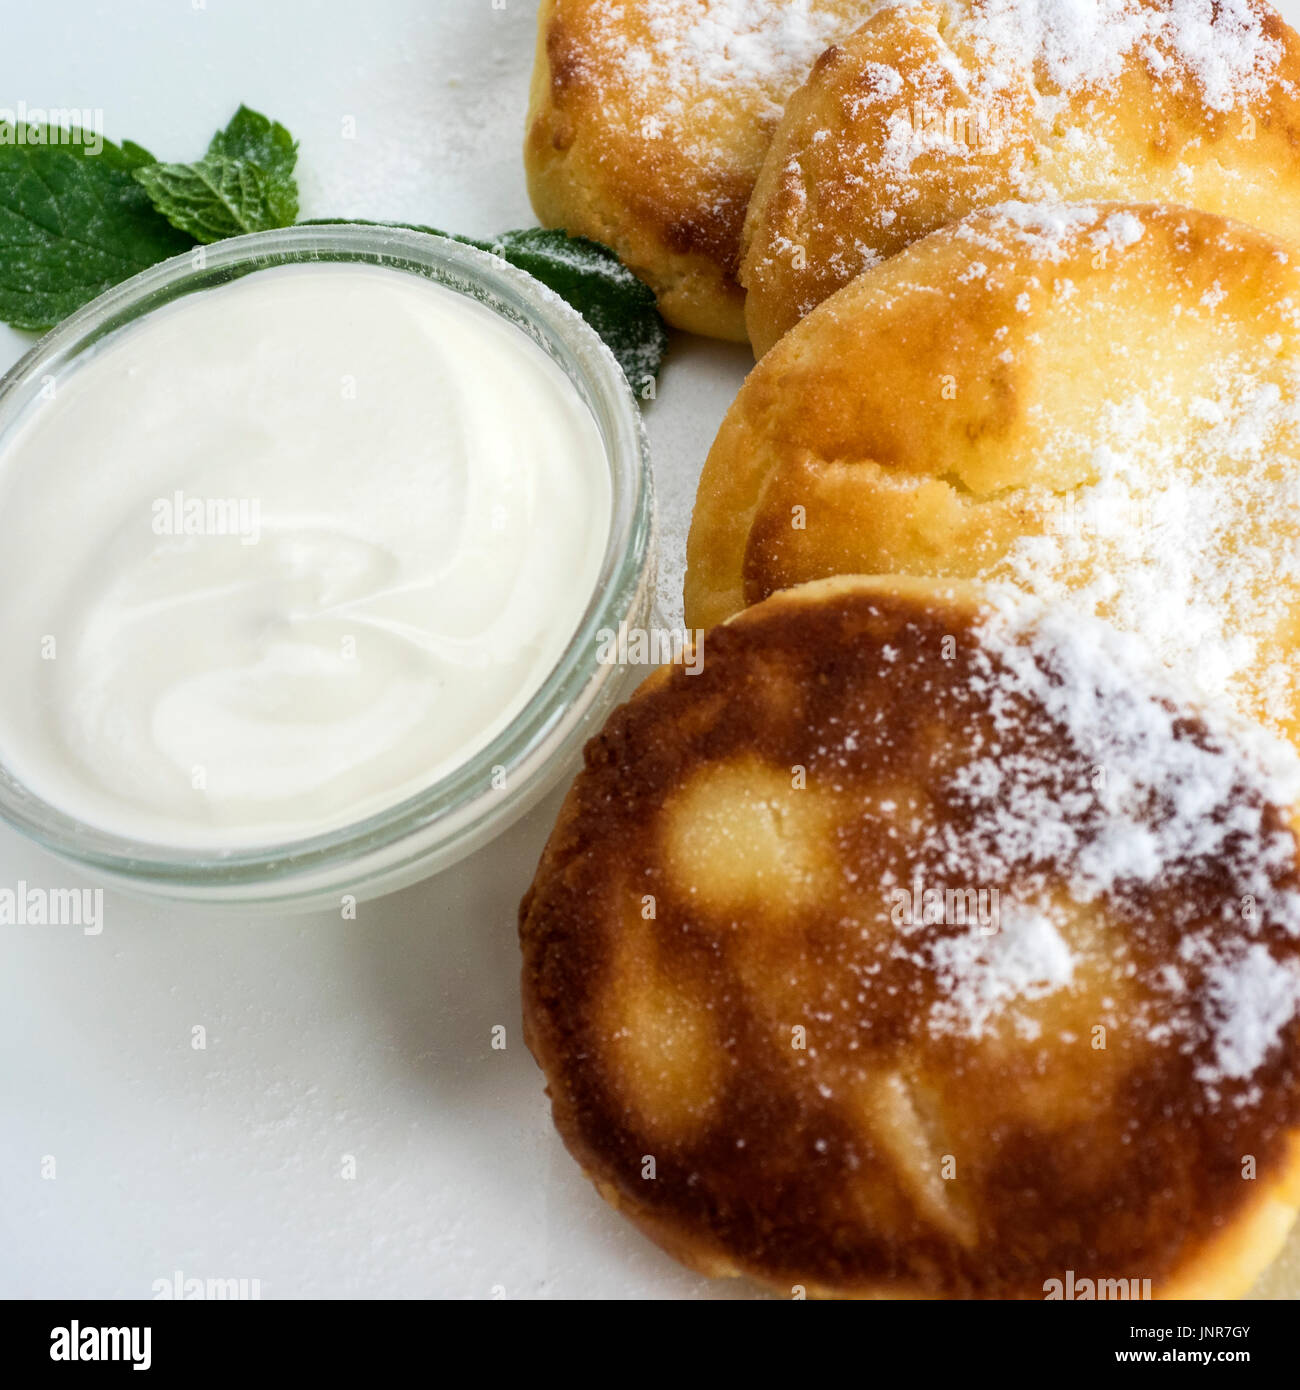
[0,105,664,389]
[207,105,296,175]
[134,106,298,243]
[304,220,668,387]
[205,105,298,228]
[135,157,282,242]
[482,229,667,389]
[0,125,193,332]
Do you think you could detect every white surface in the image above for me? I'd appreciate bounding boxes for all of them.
[0,0,748,1300]
[2,0,1298,1301]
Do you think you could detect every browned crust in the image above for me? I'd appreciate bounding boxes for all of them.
[684,202,1300,758]
[519,575,1300,1299]
[742,0,1300,355]
[524,1,879,341]
[525,0,748,339]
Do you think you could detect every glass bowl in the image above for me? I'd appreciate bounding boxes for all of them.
[0,224,655,909]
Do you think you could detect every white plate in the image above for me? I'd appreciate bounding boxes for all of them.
[0,0,1296,1300]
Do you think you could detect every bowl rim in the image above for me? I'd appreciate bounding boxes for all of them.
[0,223,654,899]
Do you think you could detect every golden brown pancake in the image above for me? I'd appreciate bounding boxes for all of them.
[524,0,880,340]
[687,202,1300,751]
[742,0,1300,355]
[520,575,1300,1298]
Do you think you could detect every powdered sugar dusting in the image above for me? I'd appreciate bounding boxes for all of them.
[1096,209,1146,250]
[966,0,1282,111]
[930,900,1076,1038]
[749,0,1293,303]
[877,592,1300,1095]
[582,0,868,138]
[958,210,1300,737]
[1198,943,1300,1083]
[973,201,1103,259]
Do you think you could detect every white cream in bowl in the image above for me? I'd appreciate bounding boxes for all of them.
[0,262,612,849]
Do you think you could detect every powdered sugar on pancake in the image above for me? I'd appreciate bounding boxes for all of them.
[929,900,1076,1039]
[749,0,1294,303]
[582,0,870,135]
[929,204,1300,741]
[981,201,1149,256]
[874,591,1300,1094]
[964,0,1282,110]
[1198,944,1300,1084]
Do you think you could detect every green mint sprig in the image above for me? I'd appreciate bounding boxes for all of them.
[133,105,299,242]
[0,107,667,386]
[0,127,191,331]
[481,228,667,389]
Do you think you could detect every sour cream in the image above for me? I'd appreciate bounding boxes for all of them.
[0,263,612,849]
